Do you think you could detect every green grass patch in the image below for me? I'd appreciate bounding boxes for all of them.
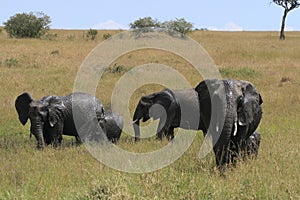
[220,67,258,79]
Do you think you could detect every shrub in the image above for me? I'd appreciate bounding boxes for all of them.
[5,58,18,67]
[66,35,75,41]
[103,33,112,40]
[107,64,126,74]
[50,50,59,55]
[86,29,98,40]
[4,12,51,38]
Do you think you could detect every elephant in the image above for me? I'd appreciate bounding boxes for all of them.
[195,79,263,168]
[15,92,105,148]
[246,131,261,158]
[99,111,123,143]
[133,88,200,141]
[229,131,261,162]
[133,79,263,169]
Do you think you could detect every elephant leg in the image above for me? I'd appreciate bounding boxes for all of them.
[156,113,172,140]
[168,127,174,140]
[164,127,174,140]
[157,119,165,140]
[75,135,82,143]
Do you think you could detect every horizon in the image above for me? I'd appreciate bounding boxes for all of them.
[1,0,300,31]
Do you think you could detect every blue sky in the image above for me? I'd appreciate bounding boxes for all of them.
[1,0,300,31]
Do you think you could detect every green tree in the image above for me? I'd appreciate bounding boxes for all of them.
[4,12,51,38]
[129,17,160,30]
[272,0,300,40]
[161,18,193,37]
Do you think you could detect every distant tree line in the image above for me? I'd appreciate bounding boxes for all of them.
[129,17,193,37]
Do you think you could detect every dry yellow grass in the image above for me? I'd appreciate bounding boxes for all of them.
[0,29,299,199]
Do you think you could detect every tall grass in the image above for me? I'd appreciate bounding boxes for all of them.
[0,30,300,199]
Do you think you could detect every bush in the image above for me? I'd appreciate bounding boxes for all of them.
[107,64,126,74]
[5,58,19,67]
[103,33,112,40]
[86,29,98,40]
[4,12,51,38]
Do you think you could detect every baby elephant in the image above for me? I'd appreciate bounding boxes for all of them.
[246,131,261,158]
[99,111,123,143]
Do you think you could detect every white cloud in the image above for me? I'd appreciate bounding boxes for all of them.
[208,22,243,31]
[285,26,294,31]
[93,20,127,30]
[225,22,243,31]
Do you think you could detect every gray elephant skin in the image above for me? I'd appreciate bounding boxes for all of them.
[133,79,263,168]
[99,111,123,143]
[133,88,200,141]
[246,131,260,158]
[15,92,105,148]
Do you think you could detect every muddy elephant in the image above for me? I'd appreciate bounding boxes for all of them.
[99,111,123,144]
[15,92,105,148]
[133,88,200,141]
[195,79,263,167]
[133,79,263,169]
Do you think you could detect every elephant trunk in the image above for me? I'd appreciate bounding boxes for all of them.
[30,120,45,149]
[133,119,140,142]
[133,102,148,142]
[133,108,142,142]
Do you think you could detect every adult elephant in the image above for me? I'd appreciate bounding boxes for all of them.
[133,88,201,141]
[15,92,105,148]
[195,79,263,167]
[133,79,263,169]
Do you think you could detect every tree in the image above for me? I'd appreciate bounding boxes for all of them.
[272,0,300,40]
[129,17,193,37]
[4,12,51,38]
[161,18,193,37]
[129,17,160,30]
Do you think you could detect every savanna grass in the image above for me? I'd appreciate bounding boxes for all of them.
[0,30,299,199]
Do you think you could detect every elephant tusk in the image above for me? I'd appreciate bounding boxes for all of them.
[132,119,138,124]
[233,121,237,136]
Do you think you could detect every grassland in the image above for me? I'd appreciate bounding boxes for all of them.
[0,29,300,199]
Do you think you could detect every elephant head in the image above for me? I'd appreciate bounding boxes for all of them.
[237,82,263,129]
[15,92,65,148]
[133,89,175,141]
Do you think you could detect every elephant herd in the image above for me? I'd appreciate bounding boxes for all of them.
[15,78,262,169]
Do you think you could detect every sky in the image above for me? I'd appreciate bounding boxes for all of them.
[1,0,300,31]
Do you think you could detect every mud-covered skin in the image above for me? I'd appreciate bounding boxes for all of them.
[15,92,105,148]
[100,111,123,143]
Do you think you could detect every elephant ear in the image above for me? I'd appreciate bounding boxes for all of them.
[237,83,262,126]
[47,96,65,127]
[15,92,34,125]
